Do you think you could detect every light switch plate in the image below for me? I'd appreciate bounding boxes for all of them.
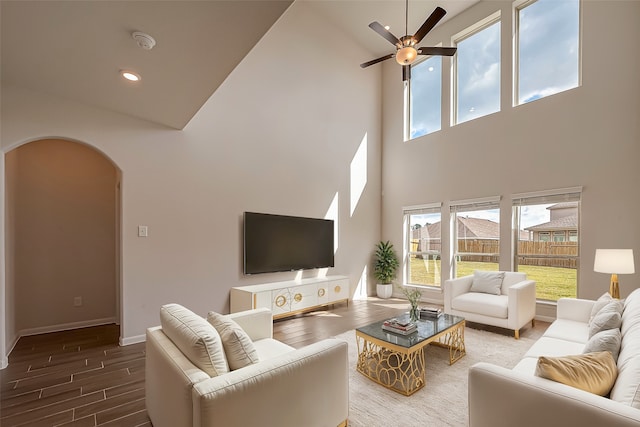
[138,225,148,237]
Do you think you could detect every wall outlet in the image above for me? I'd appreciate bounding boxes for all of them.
[73,296,82,307]
[138,225,148,237]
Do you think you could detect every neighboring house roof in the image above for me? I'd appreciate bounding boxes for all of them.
[548,202,579,210]
[525,214,578,231]
[457,217,499,239]
[412,217,529,240]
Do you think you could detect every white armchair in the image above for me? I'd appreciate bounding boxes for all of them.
[444,271,536,339]
[146,305,349,427]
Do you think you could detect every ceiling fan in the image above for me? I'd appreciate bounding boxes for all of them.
[360,2,457,81]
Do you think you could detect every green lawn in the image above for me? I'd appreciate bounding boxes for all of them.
[409,257,576,301]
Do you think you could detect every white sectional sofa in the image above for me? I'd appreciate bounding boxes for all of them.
[146,305,349,427]
[469,288,640,427]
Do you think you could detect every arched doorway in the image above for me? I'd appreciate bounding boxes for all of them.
[3,138,121,354]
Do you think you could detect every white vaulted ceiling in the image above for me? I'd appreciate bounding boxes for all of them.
[1,1,478,129]
[1,0,293,129]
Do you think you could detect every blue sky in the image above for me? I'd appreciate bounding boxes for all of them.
[410,0,579,138]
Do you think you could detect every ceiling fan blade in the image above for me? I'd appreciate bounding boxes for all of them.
[402,65,411,81]
[360,53,395,68]
[369,21,401,47]
[418,47,457,56]
[413,6,447,44]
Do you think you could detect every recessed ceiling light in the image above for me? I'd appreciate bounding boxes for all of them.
[384,25,390,30]
[120,70,141,82]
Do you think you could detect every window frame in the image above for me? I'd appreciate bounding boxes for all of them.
[513,0,582,106]
[403,203,443,288]
[450,196,501,278]
[405,54,443,141]
[511,187,582,302]
[451,10,502,126]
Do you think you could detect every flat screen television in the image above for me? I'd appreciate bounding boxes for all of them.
[243,212,334,275]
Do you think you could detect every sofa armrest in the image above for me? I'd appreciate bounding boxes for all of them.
[225,307,273,341]
[444,275,473,312]
[469,362,640,427]
[146,327,210,427]
[192,339,349,427]
[557,298,595,323]
[507,280,536,331]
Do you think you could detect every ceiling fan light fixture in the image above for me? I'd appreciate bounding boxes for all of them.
[395,46,417,65]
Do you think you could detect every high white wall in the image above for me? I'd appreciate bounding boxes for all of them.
[381,0,640,315]
[1,1,382,354]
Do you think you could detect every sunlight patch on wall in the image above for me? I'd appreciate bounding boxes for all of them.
[350,134,368,217]
[325,192,339,254]
[353,265,368,300]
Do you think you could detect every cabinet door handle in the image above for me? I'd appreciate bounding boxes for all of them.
[294,293,302,302]
[318,288,326,297]
[275,295,287,307]
[334,285,341,293]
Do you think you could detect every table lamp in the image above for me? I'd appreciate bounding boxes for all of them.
[594,249,635,299]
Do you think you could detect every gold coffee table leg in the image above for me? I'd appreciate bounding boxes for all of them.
[356,334,426,396]
[435,321,466,364]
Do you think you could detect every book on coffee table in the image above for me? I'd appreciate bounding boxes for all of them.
[419,307,443,319]
[382,318,417,335]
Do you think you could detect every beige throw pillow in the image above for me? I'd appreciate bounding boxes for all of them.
[535,351,618,396]
[469,271,505,295]
[160,303,229,377]
[207,311,260,370]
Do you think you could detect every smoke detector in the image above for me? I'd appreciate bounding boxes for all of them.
[132,31,156,50]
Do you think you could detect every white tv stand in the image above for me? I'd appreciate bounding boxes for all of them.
[230,275,349,319]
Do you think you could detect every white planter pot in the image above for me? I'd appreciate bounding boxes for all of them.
[376,283,393,299]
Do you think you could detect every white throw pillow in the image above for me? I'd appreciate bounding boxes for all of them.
[160,303,229,377]
[588,307,622,339]
[469,271,505,296]
[589,292,613,325]
[583,328,622,361]
[207,311,260,370]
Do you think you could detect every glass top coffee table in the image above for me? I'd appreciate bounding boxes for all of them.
[355,313,465,396]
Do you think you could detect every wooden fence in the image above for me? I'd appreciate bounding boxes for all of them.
[410,239,578,268]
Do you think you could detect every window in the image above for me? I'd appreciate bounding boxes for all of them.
[512,187,581,301]
[404,204,442,287]
[515,0,580,105]
[408,56,442,140]
[450,197,500,278]
[453,12,501,125]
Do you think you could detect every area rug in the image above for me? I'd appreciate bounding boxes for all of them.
[333,325,540,427]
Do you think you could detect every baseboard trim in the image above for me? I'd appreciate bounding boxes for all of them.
[19,317,118,337]
[534,315,555,323]
[120,334,146,346]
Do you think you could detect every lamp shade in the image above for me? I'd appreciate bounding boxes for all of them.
[594,249,635,274]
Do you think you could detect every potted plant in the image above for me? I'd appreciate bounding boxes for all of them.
[374,240,399,299]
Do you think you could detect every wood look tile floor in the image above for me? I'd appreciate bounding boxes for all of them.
[0,298,547,426]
